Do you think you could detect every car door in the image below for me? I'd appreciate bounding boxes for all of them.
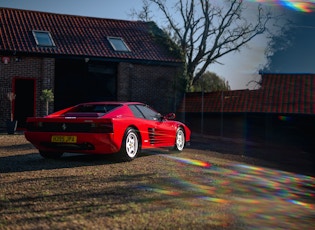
[129,104,176,148]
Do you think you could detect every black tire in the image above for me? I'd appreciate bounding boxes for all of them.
[39,151,63,159]
[118,128,140,161]
[173,128,185,152]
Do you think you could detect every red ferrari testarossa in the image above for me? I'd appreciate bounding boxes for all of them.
[25,102,191,161]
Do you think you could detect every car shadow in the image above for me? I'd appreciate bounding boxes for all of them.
[0,151,125,174]
[0,143,35,151]
[0,138,177,174]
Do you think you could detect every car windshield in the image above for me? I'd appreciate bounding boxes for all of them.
[63,104,122,117]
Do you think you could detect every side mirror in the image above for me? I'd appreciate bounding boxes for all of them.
[154,113,163,121]
[164,113,176,120]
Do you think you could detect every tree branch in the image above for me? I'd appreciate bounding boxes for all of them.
[143,0,272,88]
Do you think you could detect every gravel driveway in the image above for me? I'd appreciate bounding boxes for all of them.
[1,133,314,229]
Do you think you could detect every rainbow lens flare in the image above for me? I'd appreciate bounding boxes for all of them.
[247,0,315,13]
[164,155,212,168]
[278,115,292,121]
[135,153,314,228]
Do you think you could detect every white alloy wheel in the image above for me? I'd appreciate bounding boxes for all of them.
[125,131,139,158]
[174,128,185,151]
[119,128,140,161]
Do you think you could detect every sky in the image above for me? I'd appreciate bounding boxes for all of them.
[0,0,314,90]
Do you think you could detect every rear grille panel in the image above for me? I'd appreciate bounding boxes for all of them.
[27,122,113,133]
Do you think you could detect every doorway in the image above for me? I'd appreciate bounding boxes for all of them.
[54,59,117,111]
[14,78,35,128]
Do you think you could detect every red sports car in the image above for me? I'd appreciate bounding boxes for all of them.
[25,102,191,161]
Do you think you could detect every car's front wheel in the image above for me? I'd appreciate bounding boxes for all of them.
[118,128,140,161]
[173,128,185,152]
[39,151,63,159]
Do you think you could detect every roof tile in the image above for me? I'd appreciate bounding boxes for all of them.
[0,8,181,63]
[178,74,315,115]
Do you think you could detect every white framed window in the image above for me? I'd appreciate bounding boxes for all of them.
[32,30,55,47]
[107,37,130,52]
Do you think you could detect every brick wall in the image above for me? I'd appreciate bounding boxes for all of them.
[0,57,55,129]
[38,58,55,116]
[117,62,184,114]
[1,57,183,130]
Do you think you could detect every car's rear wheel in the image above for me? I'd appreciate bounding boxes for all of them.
[173,128,185,152]
[118,128,140,161]
[39,151,63,159]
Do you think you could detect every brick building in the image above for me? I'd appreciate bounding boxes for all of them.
[178,73,315,148]
[0,8,184,129]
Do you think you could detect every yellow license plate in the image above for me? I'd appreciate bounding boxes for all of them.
[51,135,77,143]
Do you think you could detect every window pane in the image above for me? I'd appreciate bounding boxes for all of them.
[33,31,55,46]
[108,37,130,51]
[129,105,145,118]
[136,105,160,120]
[71,104,121,113]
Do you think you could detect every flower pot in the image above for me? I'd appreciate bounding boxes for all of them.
[6,120,18,135]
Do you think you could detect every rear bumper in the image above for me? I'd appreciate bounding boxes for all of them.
[40,142,95,151]
[24,132,120,154]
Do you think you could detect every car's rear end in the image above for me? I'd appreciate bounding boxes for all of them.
[24,117,121,154]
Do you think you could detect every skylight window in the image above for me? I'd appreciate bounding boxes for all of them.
[107,37,130,52]
[32,30,55,47]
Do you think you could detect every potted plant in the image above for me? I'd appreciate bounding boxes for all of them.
[40,89,54,116]
[6,92,18,134]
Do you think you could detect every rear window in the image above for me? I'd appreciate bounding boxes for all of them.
[64,104,121,117]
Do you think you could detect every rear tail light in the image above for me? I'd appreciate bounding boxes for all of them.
[26,122,43,131]
[90,122,113,133]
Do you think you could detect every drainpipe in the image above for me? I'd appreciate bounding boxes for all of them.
[221,91,224,137]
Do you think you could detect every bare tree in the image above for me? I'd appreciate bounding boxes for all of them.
[133,0,272,89]
[129,0,153,21]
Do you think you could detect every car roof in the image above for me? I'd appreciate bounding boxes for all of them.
[77,101,144,106]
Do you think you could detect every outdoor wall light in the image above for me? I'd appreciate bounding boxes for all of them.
[14,57,22,62]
